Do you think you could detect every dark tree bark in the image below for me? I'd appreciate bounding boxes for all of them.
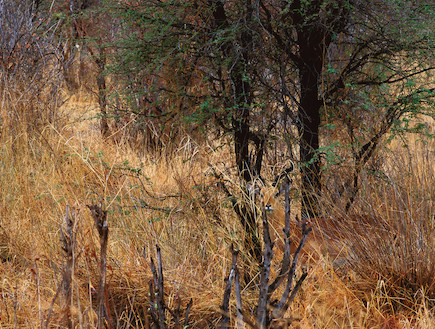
[264,0,351,218]
[95,48,110,138]
[297,56,323,219]
[211,0,262,264]
[292,0,330,219]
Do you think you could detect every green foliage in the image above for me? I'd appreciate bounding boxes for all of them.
[103,0,434,216]
[183,100,219,128]
[318,143,344,170]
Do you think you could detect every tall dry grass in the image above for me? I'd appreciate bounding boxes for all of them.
[0,100,235,327]
[315,128,435,327]
[0,80,434,328]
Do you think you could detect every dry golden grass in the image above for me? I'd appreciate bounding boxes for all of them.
[0,92,433,328]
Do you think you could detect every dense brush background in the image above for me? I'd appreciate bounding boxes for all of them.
[0,0,434,328]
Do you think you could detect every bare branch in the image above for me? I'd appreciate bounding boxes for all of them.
[87,204,110,329]
[256,205,274,328]
[276,219,311,312]
[220,245,239,329]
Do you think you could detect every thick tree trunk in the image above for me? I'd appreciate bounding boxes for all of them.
[234,112,251,183]
[298,67,322,219]
[297,28,324,219]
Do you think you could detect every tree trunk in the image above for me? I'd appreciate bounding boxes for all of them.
[297,29,324,219]
[95,48,110,138]
[232,52,262,265]
[211,0,262,264]
[233,91,261,263]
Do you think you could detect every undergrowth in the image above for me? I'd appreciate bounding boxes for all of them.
[0,92,433,327]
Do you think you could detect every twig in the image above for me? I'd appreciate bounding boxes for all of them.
[256,204,274,329]
[276,219,311,312]
[220,245,239,329]
[130,198,183,214]
[44,280,62,329]
[183,299,193,329]
[60,206,76,329]
[45,206,78,329]
[148,280,159,325]
[234,268,244,329]
[147,245,193,328]
[87,204,110,329]
[149,247,167,329]
[268,180,291,295]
